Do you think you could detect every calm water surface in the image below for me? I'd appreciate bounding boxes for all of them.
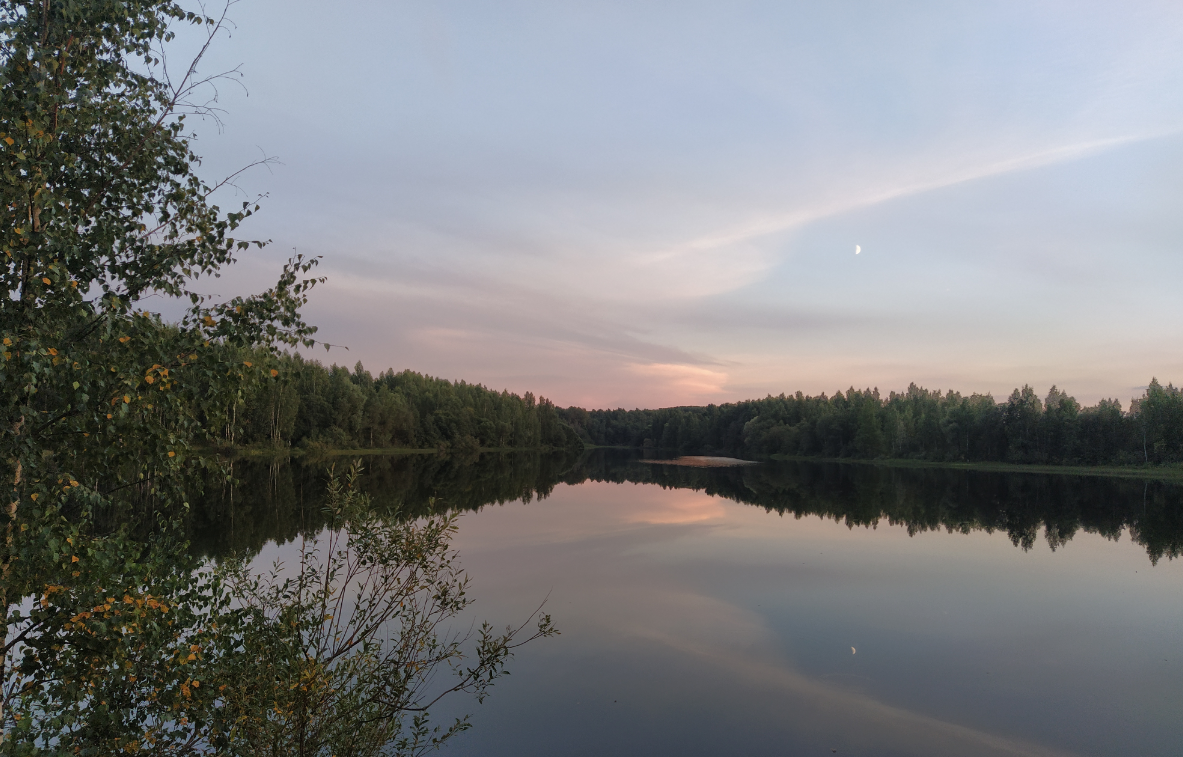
[200,452,1183,757]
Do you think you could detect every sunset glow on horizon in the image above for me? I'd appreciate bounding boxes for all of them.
[194,1,1183,409]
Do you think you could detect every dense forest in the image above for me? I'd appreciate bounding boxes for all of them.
[227,353,583,452]
[558,380,1183,466]
[230,356,1182,467]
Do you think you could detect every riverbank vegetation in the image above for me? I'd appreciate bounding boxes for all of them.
[224,354,583,454]
[226,356,1182,473]
[558,381,1183,466]
[1,2,551,752]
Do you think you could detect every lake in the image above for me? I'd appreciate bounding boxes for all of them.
[196,451,1183,757]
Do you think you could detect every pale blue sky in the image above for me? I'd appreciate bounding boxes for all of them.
[188,0,1183,408]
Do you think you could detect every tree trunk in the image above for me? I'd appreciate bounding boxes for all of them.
[1,416,25,745]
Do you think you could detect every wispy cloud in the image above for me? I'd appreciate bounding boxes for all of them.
[670,128,1179,263]
[200,0,1183,407]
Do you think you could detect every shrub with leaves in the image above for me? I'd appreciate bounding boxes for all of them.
[1,0,320,747]
[216,466,557,757]
[2,3,556,752]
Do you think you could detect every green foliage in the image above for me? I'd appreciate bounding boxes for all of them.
[4,465,559,755]
[0,0,322,580]
[228,355,584,453]
[560,380,1183,466]
[0,0,320,748]
[6,555,235,754]
[214,466,557,757]
[2,4,558,752]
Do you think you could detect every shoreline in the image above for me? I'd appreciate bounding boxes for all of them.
[767,454,1183,481]
[213,445,1183,481]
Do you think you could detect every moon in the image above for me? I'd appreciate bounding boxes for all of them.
[855,245,861,255]
[851,647,857,654]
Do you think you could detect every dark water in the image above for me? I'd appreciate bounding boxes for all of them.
[198,451,1183,757]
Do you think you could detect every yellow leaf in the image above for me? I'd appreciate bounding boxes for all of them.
[168,451,175,458]
[71,556,79,563]
[119,336,130,343]
[123,395,130,404]
[47,348,57,355]
[41,277,51,285]
[243,361,252,367]
[30,493,37,501]
[270,369,279,378]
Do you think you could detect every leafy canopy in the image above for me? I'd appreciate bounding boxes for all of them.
[1,0,319,749]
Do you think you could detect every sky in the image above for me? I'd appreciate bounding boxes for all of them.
[181,0,1183,409]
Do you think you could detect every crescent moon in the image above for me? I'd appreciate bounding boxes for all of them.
[855,245,861,254]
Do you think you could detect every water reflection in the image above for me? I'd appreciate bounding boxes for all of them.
[188,450,580,557]
[187,451,1183,756]
[193,450,1183,565]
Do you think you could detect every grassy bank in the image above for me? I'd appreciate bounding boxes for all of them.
[223,444,1183,481]
[767,454,1183,481]
[222,445,576,460]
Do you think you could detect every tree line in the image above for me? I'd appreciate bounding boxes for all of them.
[558,380,1183,465]
[229,353,583,452]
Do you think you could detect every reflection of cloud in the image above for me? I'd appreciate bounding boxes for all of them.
[526,484,1078,757]
[625,491,727,525]
[607,584,1076,757]
[639,627,1079,757]
[579,565,1075,756]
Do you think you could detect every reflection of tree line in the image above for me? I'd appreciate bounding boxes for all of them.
[188,451,584,558]
[193,451,1183,565]
[585,459,1183,565]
